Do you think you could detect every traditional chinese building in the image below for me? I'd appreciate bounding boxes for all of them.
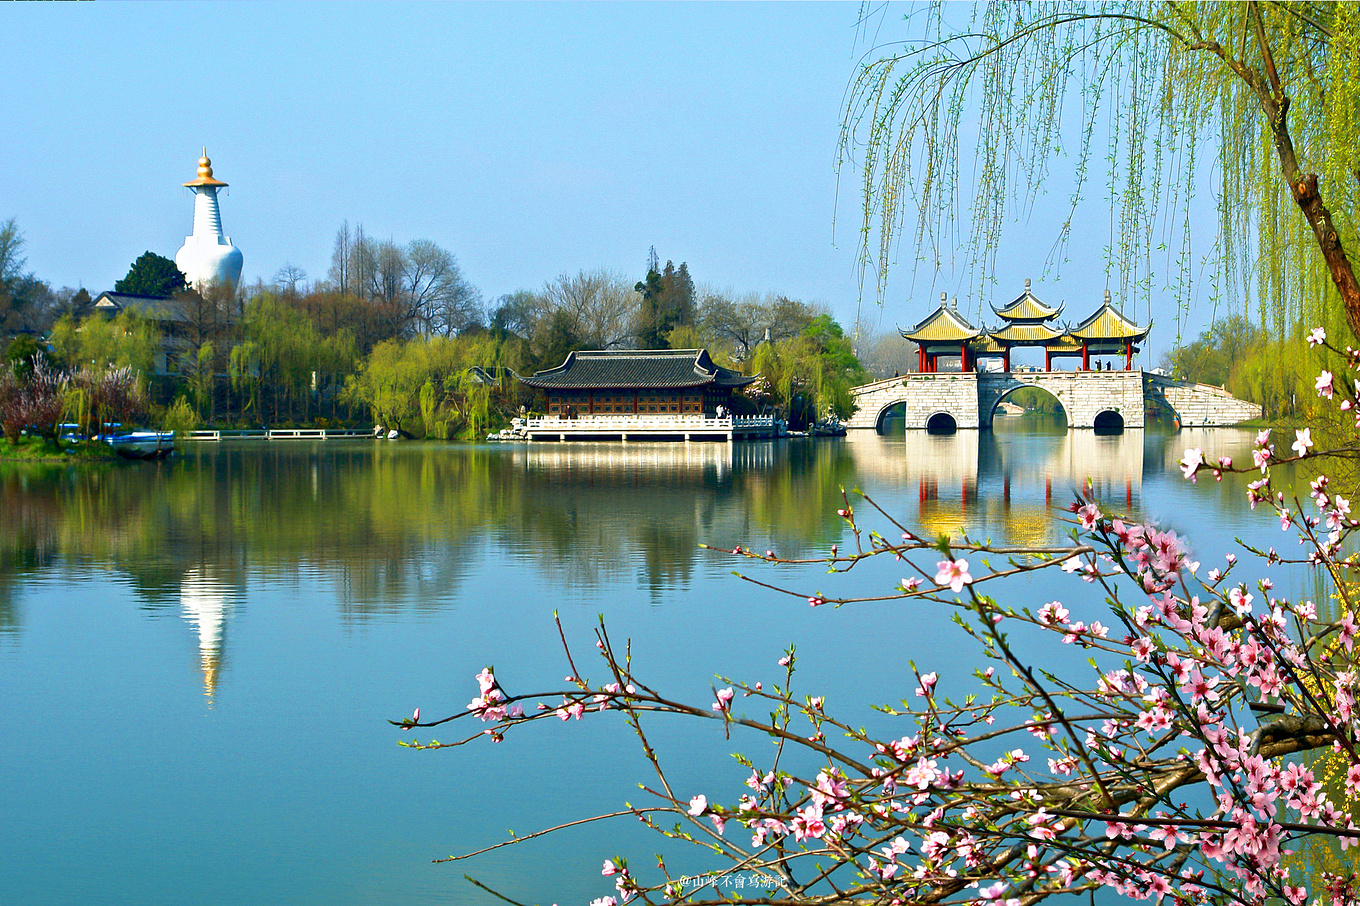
[1062,290,1151,370]
[901,294,982,373]
[519,349,756,418]
[513,349,778,442]
[901,283,1149,372]
[981,279,1066,371]
[91,291,190,375]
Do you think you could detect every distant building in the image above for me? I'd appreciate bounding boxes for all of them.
[518,349,755,418]
[174,148,243,291]
[92,291,188,374]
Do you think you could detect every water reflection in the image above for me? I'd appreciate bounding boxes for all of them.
[0,429,1262,645]
[179,567,240,704]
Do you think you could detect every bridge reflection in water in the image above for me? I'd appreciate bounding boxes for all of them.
[842,427,1149,545]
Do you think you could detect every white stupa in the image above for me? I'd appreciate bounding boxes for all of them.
[174,148,244,291]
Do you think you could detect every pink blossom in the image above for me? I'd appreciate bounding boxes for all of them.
[1308,326,1327,346]
[1339,612,1359,652]
[1131,637,1155,663]
[1148,821,1189,850]
[790,804,826,841]
[1292,428,1314,457]
[1104,821,1133,839]
[934,558,972,592]
[1180,448,1204,480]
[712,687,735,712]
[1228,586,1254,617]
[1077,503,1101,529]
[601,860,618,876]
[916,671,938,697]
[1037,601,1069,625]
[687,794,707,816]
[1317,369,1335,399]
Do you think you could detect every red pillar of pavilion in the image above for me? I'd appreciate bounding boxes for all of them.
[1124,340,1132,371]
[1081,344,1090,371]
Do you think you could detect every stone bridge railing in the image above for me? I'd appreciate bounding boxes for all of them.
[1144,374,1263,426]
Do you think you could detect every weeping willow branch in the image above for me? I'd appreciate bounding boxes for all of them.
[840,1,1360,342]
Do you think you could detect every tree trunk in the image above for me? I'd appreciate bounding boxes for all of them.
[1261,95,1360,339]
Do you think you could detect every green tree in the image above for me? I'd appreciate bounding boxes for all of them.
[239,293,356,423]
[843,2,1360,342]
[1162,316,1267,386]
[744,315,868,428]
[49,310,161,378]
[115,252,188,298]
[5,335,52,380]
[531,309,582,373]
[346,333,514,438]
[635,257,696,349]
[634,263,667,349]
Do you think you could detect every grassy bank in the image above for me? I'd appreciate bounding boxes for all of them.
[0,436,117,462]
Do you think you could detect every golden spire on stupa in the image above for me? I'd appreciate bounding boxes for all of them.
[183,146,228,188]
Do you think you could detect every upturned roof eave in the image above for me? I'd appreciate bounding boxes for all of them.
[517,348,756,390]
[901,304,980,343]
[1068,305,1151,340]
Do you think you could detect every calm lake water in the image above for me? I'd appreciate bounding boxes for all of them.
[0,426,1301,904]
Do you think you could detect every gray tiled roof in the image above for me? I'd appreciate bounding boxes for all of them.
[93,292,189,323]
[519,349,755,390]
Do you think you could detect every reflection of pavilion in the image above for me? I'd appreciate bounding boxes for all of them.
[180,568,236,704]
[844,431,1147,541]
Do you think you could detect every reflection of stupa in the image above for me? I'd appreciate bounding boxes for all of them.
[174,148,244,291]
[180,568,233,704]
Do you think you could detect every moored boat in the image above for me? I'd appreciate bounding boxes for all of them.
[106,431,175,459]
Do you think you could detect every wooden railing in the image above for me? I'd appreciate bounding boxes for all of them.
[183,428,375,442]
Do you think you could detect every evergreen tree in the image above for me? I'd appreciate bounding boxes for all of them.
[636,257,697,349]
[114,252,187,298]
[634,261,667,350]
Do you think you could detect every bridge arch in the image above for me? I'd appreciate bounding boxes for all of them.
[986,384,1069,429]
[1143,392,1181,428]
[926,411,958,435]
[874,400,907,434]
[1092,409,1125,434]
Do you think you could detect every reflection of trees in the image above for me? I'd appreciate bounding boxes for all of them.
[0,442,858,631]
[0,431,1186,639]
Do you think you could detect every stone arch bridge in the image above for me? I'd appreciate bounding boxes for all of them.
[847,371,1262,432]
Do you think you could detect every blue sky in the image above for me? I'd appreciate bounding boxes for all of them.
[2,2,1215,357]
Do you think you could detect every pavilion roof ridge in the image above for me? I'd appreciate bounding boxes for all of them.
[991,278,1063,322]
